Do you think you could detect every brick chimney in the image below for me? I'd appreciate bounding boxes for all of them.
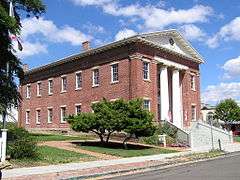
[23,64,29,72]
[82,41,90,51]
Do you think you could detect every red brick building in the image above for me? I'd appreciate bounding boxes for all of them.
[19,30,203,131]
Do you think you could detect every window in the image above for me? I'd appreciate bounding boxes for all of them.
[111,63,119,83]
[143,61,150,80]
[75,104,81,115]
[190,75,196,90]
[61,76,67,92]
[48,108,53,123]
[25,110,30,124]
[60,106,66,123]
[92,69,99,86]
[191,105,196,121]
[143,99,150,111]
[48,79,53,95]
[26,84,31,99]
[37,82,41,96]
[75,72,82,89]
[36,109,41,124]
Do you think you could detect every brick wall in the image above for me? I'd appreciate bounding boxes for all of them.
[19,43,201,129]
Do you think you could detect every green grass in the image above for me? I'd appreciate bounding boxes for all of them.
[10,146,95,168]
[234,136,240,142]
[77,142,178,158]
[30,133,94,142]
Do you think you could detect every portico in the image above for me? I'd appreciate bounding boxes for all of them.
[155,56,188,129]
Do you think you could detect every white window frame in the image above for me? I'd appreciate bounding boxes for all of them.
[26,84,31,99]
[36,108,41,125]
[143,98,151,111]
[48,78,53,95]
[191,104,197,121]
[60,105,67,123]
[75,71,82,90]
[25,110,30,124]
[190,74,196,91]
[92,68,100,87]
[143,60,150,81]
[61,75,67,92]
[37,81,42,97]
[75,103,82,115]
[47,107,53,123]
[111,62,119,83]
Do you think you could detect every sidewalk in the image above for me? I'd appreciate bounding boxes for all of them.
[3,151,192,179]
[3,143,240,180]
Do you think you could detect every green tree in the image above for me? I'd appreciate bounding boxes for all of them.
[123,99,156,148]
[0,0,45,112]
[67,98,156,146]
[214,99,240,122]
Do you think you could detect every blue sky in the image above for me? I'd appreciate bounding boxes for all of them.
[16,0,240,105]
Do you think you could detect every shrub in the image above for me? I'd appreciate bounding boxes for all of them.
[158,123,178,138]
[7,124,38,159]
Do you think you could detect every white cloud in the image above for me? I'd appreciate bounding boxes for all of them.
[82,22,105,34]
[179,24,206,41]
[207,17,240,48]
[222,56,240,79]
[21,17,91,46]
[202,82,240,104]
[16,42,47,58]
[70,0,112,6]
[70,1,213,31]
[115,28,137,41]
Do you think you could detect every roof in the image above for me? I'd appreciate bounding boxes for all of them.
[25,30,204,76]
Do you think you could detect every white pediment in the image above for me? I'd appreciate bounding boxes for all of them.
[141,30,204,63]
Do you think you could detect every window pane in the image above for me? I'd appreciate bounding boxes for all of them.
[49,80,53,94]
[143,62,149,80]
[93,69,99,86]
[111,64,118,82]
[143,100,150,110]
[76,73,82,89]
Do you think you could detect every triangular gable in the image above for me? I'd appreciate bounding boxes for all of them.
[140,30,204,63]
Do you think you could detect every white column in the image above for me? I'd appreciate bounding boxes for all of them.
[1,129,7,162]
[160,66,170,121]
[172,69,182,128]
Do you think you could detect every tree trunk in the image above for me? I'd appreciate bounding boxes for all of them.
[99,134,104,144]
[123,134,132,150]
[106,132,113,143]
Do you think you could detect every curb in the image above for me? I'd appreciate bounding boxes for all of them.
[65,151,240,180]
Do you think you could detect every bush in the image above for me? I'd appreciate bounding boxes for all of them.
[7,124,38,159]
[158,123,178,138]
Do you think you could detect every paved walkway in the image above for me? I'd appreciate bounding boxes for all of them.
[3,151,192,179]
[39,141,119,160]
[3,143,240,180]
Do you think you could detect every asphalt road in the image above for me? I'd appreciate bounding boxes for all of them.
[111,153,240,180]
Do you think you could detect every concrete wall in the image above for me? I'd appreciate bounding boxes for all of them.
[190,121,233,151]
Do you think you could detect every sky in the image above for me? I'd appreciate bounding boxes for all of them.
[15,0,240,105]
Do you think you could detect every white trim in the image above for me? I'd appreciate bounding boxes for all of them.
[92,68,100,87]
[143,99,151,111]
[48,79,53,95]
[47,108,53,124]
[75,71,82,90]
[61,75,67,93]
[191,104,197,121]
[60,106,67,123]
[110,98,119,102]
[36,81,42,97]
[154,56,188,70]
[26,84,31,99]
[142,58,151,63]
[91,66,100,70]
[35,109,41,125]
[110,61,119,65]
[75,103,82,115]
[111,63,119,83]
[25,110,30,125]
[60,74,67,78]
[143,61,150,81]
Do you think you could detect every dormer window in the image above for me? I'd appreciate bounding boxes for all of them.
[169,38,175,46]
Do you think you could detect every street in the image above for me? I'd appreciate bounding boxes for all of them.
[111,153,240,180]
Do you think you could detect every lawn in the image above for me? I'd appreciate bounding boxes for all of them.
[76,141,178,158]
[10,146,95,168]
[30,133,95,142]
[234,136,240,142]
